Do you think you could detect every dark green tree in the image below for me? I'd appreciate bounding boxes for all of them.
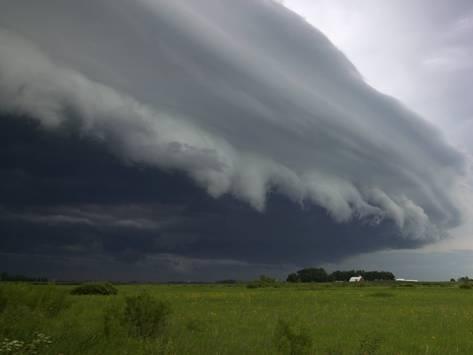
[286,273,300,283]
[296,268,329,283]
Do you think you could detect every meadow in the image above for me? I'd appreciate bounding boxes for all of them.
[0,282,472,354]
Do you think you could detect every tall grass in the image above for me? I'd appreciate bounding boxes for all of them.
[1,282,473,354]
[273,319,312,354]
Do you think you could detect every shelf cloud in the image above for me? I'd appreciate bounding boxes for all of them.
[0,0,468,279]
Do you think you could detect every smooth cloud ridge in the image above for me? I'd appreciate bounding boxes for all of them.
[0,0,466,246]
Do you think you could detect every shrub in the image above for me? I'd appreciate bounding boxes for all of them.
[273,319,312,355]
[70,282,118,295]
[123,293,171,339]
[459,283,472,289]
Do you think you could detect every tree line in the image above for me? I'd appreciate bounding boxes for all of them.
[0,272,48,282]
[286,268,395,283]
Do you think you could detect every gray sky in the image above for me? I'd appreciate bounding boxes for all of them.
[282,0,473,278]
[284,1,473,136]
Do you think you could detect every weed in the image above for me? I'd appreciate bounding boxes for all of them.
[358,334,382,355]
[103,301,127,339]
[325,348,343,355]
[0,284,69,318]
[273,319,312,355]
[123,293,171,339]
[35,285,70,317]
[141,338,176,355]
[0,332,52,354]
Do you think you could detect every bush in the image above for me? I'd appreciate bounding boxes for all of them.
[273,319,312,355]
[70,282,118,295]
[459,283,472,289]
[123,293,171,339]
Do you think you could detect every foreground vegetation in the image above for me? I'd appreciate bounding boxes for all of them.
[1,281,472,354]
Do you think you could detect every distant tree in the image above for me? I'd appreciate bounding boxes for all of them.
[216,279,238,284]
[286,273,299,283]
[450,278,456,282]
[296,268,329,283]
[362,271,395,281]
[0,272,47,282]
[259,275,277,284]
[330,270,356,281]
[247,275,279,289]
[286,269,395,283]
[458,276,470,283]
[329,270,394,281]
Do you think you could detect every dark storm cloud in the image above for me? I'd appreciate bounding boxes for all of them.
[0,114,423,277]
[0,0,469,279]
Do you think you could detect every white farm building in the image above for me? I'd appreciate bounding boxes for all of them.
[349,276,363,282]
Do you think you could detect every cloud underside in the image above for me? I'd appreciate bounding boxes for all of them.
[0,115,422,269]
[0,0,467,273]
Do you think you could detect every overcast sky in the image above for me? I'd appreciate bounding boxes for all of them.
[282,0,473,278]
[0,0,472,281]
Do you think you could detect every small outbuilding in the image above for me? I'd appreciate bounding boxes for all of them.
[395,278,419,282]
[349,276,363,282]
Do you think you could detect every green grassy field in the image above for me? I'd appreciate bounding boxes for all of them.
[0,282,472,354]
